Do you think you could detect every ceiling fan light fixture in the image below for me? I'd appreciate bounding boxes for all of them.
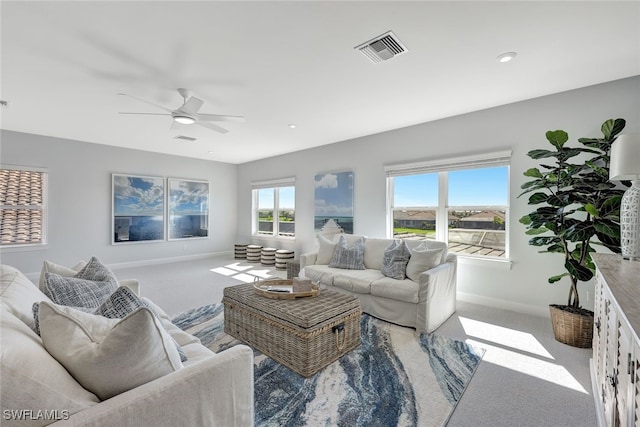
[173,115,196,125]
[496,51,517,63]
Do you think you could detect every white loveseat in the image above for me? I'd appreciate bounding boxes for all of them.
[0,264,254,427]
[300,235,457,333]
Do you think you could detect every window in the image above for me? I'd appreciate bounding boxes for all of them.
[386,151,510,259]
[252,179,295,238]
[0,166,47,247]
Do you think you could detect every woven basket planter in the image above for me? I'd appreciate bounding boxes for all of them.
[549,304,594,348]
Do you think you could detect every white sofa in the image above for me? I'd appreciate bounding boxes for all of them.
[300,235,457,333]
[0,264,254,427]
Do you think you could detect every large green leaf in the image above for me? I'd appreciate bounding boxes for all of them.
[594,219,620,238]
[547,194,570,207]
[602,118,626,140]
[584,203,598,218]
[565,222,595,242]
[519,215,532,226]
[528,149,558,159]
[599,195,622,219]
[565,259,594,282]
[526,227,549,235]
[548,273,569,284]
[529,236,560,246]
[523,168,543,178]
[528,192,548,205]
[546,130,569,149]
[546,243,565,253]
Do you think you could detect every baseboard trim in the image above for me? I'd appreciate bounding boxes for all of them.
[108,251,232,270]
[457,291,550,318]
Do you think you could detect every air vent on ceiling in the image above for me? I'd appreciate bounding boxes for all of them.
[173,135,197,142]
[355,31,407,64]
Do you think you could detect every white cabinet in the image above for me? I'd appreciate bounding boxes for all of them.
[592,254,640,427]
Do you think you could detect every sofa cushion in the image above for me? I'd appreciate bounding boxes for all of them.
[39,302,183,401]
[329,235,365,270]
[43,273,118,309]
[316,234,337,265]
[38,260,87,292]
[405,243,444,282]
[405,239,448,264]
[0,303,99,426]
[381,240,411,280]
[371,277,420,303]
[363,238,394,270]
[1,264,52,331]
[304,265,337,287]
[333,269,384,294]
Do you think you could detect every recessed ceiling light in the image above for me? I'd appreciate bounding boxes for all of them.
[496,52,517,63]
[208,151,215,154]
[288,124,297,129]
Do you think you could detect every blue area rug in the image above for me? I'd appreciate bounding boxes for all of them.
[173,304,484,427]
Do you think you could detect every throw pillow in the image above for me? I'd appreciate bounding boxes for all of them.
[33,287,188,362]
[38,302,183,401]
[381,240,411,280]
[95,287,187,362]
[316,234,337,265]
[329,235,366,270]
[38,260,87,292]
[405,242,444,282]
[74,256,119,286]
[43,273,118,309]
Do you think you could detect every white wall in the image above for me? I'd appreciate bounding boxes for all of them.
[236,76,640,317]
[0,131,238,274]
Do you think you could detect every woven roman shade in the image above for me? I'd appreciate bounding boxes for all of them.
[0,168,46,245]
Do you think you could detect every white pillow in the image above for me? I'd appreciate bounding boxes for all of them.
[405,243,444,282]
[1,304,99,424]
[38,260,86,292]
[38,302,183,401]
[316,235,337,265]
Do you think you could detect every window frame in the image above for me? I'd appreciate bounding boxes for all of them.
[251,177,296,239]
[385,151,511,261]
[0,164,48,251]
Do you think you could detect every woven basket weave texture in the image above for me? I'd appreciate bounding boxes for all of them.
[223,283,361,376]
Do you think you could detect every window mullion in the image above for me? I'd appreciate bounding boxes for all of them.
[437,171,448,242]
[273,188,279,237]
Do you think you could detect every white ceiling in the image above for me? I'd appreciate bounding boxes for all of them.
[2,1,639,164]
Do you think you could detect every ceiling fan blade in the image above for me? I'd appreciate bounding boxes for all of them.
[118,93,173,113]
[197,121,229,134]
[180,96,204,114]
[118,112,171,116]
[196,113,246,123]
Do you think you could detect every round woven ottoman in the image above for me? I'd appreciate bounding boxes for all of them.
[275,249,295,270]
[261,247,277,266]
[246,245,263,263]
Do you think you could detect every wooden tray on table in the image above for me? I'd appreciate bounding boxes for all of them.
[253,278,319,300]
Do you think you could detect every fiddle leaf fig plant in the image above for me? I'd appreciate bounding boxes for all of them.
[519,118,627,311]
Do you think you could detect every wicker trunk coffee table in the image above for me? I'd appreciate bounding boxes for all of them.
[222,282,361,377]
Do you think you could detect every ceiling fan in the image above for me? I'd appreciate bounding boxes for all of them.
[118,88,245,134]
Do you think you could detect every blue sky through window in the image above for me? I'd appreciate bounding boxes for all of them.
[394,166,508,207]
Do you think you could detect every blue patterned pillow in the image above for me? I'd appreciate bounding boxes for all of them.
[329,235,366,270]
[43,273,118,309]
[381,240,411,280]
[74,256,119,286]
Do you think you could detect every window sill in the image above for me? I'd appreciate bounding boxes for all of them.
[456,255,512,270]
[0,244,49,253]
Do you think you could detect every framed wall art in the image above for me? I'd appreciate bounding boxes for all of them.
[112,174,165,243]
[314,170,354,234]
[168,178,210,240]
